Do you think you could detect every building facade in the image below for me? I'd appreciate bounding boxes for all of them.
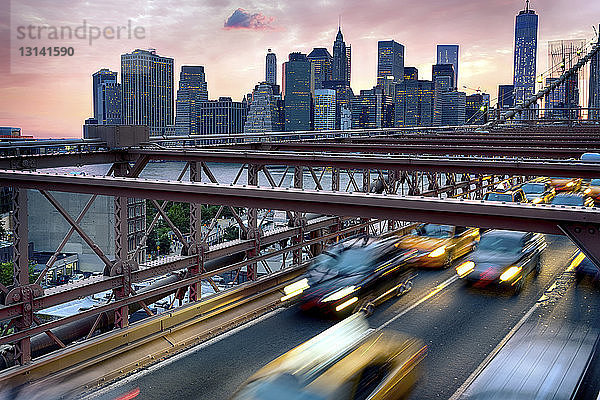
[175,66,208,136]
[377,40,405,85]
[198,97,247,135]
[437,45,459,89]
[432,64,455,90]
[244,82,281,133]
[440,91,466,126]
[498,84,515,109]
[404,67,418,81]
[121,49,174,136]
[307,48,333,90]
[92,69,122,125]
[266,49,277,86]
[332,27,350,84]
[590,25,600,121]
[313,89,336,130]
[283,52,313,131]
[466,93,487,124]
[395,80,434,127]
[513,3,538,107]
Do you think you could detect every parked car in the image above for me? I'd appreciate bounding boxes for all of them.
[456,230,546,294]
[231,313,427,400]
[483,188,527,203]
[281,236,416,317]
[395,224,479,268]
[550,193,594,207]
[520,181,556,204]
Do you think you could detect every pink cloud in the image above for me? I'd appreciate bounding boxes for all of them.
[223,8,276,30]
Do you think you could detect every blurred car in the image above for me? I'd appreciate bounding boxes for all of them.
[281,236,417,317]
[483,188,527,203]
[520,181,555,204]
[231,313,426,400]
[583,178,600,205]
[550,193,594,207]
[493,180,511,191]
[456,230,546,293]
[395,224,480,268]
[548,177,582,192]
[569,251,600,284]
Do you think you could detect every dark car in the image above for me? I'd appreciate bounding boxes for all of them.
[520,181,555,204]
[550,193,594,207]
[483,188,527,203]
[456,230,546,294]
[570,251,600,284]
[281,236,416,317]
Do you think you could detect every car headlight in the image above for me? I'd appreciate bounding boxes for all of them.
[584,188,592,195]
[566,182,574,187]
[280,278,309,301]
[532,197,543,204]
[428,246,447,258]
[499,266,522,282]
[456,261,475,277]
[322,286,357,302]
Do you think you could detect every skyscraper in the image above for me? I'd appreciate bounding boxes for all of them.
[346,45,352,85]
[175,66,208,135]
[546,39,586,120]
[313,89,336,130]
[307,48,333,90]
[395,79,434,127]
[332,27,349,83]
[198,97,247,134]
[498,84,515,109]
[513,1,538,106]
[377,40,405,86]
[437,45,459,89]
[432,64,455,90]
[266,49,277,85]
[121,49,174,136]
[92,69,121,125]
[440,91,466,126]
[245,82,281,133]
[589,25,600,121]
[283,52,314,131]
[404,67,418,81]
[466,93,487,124]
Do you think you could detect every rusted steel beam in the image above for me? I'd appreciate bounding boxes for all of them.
[0,151,133,170]
[127,149,600,178]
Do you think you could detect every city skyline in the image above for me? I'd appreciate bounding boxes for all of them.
[0,0,599,137]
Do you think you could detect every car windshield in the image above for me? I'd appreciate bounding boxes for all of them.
[590,179,600,186]
[521,183,545,194]
[552,195,583,206]
[478,234,521,253]
[312,247,376,275]
[413,224,453,239]
[485,193,513,202]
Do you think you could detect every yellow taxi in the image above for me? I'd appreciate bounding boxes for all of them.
[231,313,426,400]
[395,224,480,268]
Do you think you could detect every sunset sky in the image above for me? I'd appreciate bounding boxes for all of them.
[0,0,599,138]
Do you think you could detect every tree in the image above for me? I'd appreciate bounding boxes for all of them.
[0,262,40,287]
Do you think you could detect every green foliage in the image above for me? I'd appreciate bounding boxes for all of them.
[0,262,40,287]
[222,226,240,242]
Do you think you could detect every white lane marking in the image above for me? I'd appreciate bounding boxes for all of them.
[447,251,578,400]
[376,274,459,332]
[82,308,285,400]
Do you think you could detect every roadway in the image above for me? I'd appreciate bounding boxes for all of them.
[88,235,600,400]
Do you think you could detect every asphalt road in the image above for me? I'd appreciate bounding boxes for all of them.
[89,234,600,400]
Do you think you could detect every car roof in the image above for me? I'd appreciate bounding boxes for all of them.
[481,230,528,240]
[554,193,583,198]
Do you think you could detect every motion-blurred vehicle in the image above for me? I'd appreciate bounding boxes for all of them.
[395,224,479,268]
[548,177,582,192]
[550,193,594,207]
[583,178,600,205]
[570,251,600,284]
[231,313,426,400]
[520,181,555,204]
[483,188,527,203]
[456,230,546,294]
[281,236,416,317]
